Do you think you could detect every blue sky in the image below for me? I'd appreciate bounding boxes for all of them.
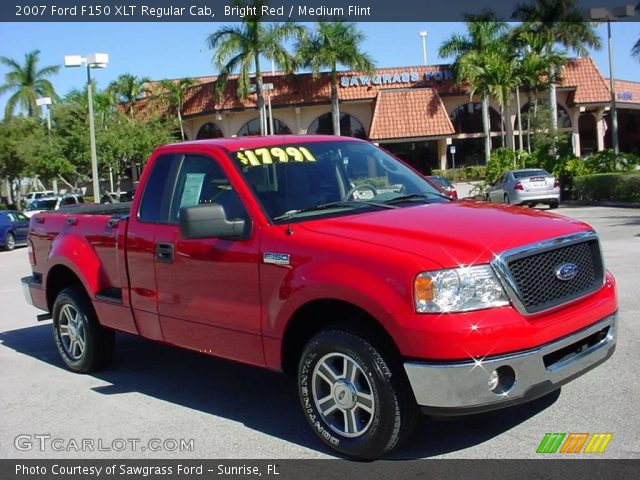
[0,21,639,117]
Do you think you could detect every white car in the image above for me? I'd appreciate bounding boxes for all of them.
[24,190,55,207]
[24,194,85,218]
[486,169,560,209]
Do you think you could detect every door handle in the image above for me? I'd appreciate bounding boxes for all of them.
[155,243,174,263]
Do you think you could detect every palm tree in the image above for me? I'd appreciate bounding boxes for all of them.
[0,50,59,118]
[512,0,601,131]
[207,2,304,135]
[158,78,194,140]
[439,13,508,162]
[107,73,150,117]
[508,29,567,152]
[295,22,374,136]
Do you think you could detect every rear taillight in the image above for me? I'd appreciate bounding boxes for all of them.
[553,179,560,188]
[28,240,36,266]
[514,182,524,190]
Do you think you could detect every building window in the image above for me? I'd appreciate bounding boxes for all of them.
[307,112,366,139]
[520,101,572,129]
[449,103,502,134]
[196,122,224,139]
[237,117,291,136]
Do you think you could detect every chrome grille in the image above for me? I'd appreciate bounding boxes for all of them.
[493,232,605,315]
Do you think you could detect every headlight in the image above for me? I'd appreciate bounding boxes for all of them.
[414,265,509,313]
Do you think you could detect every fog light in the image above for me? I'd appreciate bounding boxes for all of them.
[488,366,516,394]
[488,370,500,391]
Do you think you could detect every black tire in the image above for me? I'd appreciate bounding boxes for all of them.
[52,286,114,373]
[298,328,417,459]
[4,232,15,251]
[503,194,510,205]
[549,200,559,209]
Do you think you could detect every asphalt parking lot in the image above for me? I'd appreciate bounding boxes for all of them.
[0,204,638,459]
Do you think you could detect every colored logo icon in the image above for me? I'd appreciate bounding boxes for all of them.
[537,433,612,454]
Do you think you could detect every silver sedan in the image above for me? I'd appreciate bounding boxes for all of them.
[487,169,560,208]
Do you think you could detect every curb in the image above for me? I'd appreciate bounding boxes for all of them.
[562,200,640,209]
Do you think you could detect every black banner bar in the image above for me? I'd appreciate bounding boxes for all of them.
[2,0,638,22]
[1,459,639,480]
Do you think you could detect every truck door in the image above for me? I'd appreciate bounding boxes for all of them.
[153,153,264,367]
[126,153,181,341]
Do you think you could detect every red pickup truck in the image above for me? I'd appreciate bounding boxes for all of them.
[22,136,617,458]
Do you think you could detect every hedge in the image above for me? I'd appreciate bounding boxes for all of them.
[572,173,640,202]
[432,166,486,181]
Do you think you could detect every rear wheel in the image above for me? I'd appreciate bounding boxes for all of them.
[4,232,15,251]
[52,286,114,372]
[549,200,559,209]
[503,194,510,205]
[298,328,417,458]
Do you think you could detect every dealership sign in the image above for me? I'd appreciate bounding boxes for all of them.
[340,70,454,88]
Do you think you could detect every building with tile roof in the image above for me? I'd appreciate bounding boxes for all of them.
[140,56,640,173]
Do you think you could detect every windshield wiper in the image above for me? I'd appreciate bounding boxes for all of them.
[274,200,396,221]
[383,192,450,204]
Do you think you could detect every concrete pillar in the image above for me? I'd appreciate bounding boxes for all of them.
[594,110,605,152]
[437,138,448,170]
[294,107,303,134]
[571,110,581,158]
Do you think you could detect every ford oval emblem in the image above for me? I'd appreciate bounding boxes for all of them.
[555,262,578,281]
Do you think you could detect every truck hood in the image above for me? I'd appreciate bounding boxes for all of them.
[300,201,592,268]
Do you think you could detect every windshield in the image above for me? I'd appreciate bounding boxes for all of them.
[230,140,445,222]
[29,199,57,210]
[513,169,549,179]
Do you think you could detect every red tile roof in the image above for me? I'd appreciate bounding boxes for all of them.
[560,57,611,104]
[137,57,637,120]
[178,65,462,117]
[369,89,454,140]
[612,79,640,105]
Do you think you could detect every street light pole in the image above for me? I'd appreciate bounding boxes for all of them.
[590,4,637,155]
[64,53,109,203]
[36,97,55,193]
[606,19,619,154]
[419,31,428,65]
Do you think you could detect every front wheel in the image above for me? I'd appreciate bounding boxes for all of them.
[298,328,417,458]
[52,286,115,373]
[503,194,510,205]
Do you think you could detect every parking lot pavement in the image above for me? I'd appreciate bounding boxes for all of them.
[0,204,638,459]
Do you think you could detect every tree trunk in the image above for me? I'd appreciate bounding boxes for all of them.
[500,104,506,148]
[331,69,341,136]
[255,55,265,136]
[548,63,558,132]
[4,177,12,204]
[516,86,523,152]
[482,95,491,163]
[177,108,185,141]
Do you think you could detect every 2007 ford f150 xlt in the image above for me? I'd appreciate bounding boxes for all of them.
[22,136,617,458]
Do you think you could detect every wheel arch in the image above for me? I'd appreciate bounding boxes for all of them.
[280,298,401,375]
[46,264,88,311]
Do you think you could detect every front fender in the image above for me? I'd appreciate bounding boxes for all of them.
[262,259,413,346]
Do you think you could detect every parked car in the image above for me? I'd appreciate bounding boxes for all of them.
[0,210,29,251]
[100,191,135,204]
[24,194,85,218]
[487,169,560,208]
[23,136,616,458]
[427,175,458,199]
[25,190,55,207]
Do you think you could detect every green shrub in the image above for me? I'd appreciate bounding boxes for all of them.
[0,204,6,210]
[432,167,486,182]
[583,149,640,173]
[573,173,640,202]
[486,148,516,185]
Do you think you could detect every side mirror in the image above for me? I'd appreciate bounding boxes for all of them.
[179,204,247,240]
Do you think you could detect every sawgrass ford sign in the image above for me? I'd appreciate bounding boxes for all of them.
[340,70,454,88]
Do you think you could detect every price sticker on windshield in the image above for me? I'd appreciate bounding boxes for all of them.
[235,146,316,167]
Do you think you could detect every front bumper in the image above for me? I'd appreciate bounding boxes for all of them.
[21,275,35,306]
[404,313,616,415]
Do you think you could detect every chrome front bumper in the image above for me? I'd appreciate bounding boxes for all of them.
[404,314,616,414]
